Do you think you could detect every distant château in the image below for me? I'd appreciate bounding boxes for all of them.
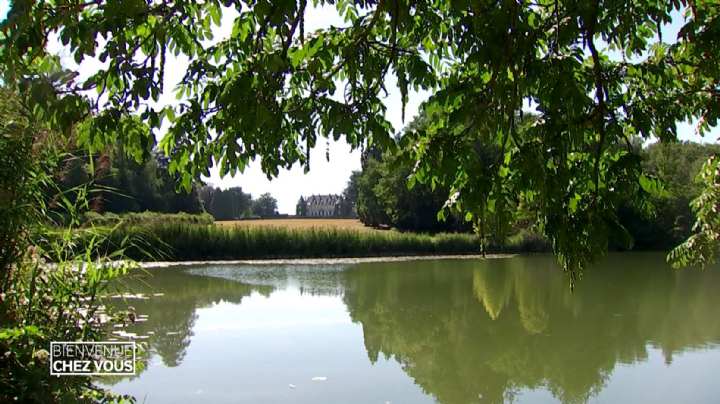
[297,194,353,217]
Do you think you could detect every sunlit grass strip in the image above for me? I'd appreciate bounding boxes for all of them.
[100,223,490,261]
[216,218,371,231]
[82,211,214,227]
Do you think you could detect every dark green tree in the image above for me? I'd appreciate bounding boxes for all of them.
[357,148,470,232]
[618,142,720,250]
[199,186,252,220]
[340,171,360,218]
[252,193,278,217]
[356,158,391,228]
[58,147,203,214]
[296,196,308,217]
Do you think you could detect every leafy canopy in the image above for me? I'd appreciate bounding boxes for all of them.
[2,0,719,280]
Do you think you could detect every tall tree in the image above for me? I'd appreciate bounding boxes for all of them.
[3,1,719,277]
[356,159,391,228]
[296,196,308,217]
[252,193,278,217]
[357,148,471,232]
[199,186,252,220]
[340,171,360,218]
[614,141,719,250]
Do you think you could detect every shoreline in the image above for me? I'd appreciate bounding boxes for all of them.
[139,253,516,268]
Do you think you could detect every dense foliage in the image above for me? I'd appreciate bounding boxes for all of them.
[199,186,253,220]
[59,147,204,214]
[251,192,280,217]
[355,135,720,250]
[340,171,360,217]
[669,154,720,267]
[2,1,719,275]
[0,88,45,289]
[620,141,720,250]
[355,112,528,237]
[0,89,135,402]
[199,186,279,219]
[356,149,471,232]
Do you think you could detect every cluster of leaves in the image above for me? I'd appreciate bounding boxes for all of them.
[200,186,253,220]
[0,239,138,403]
[2,1,719,278]
[0,87,57,294]
[668,154,720,267]
[251,192,280,217]
[643,141,720,198]
[341,171,361,217]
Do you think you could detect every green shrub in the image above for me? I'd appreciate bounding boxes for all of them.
[0,234,137,403]
[503,228,551,253]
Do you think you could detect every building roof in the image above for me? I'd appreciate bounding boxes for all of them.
[305,194,343,206]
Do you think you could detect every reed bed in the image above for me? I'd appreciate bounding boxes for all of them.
[97,223,485,261]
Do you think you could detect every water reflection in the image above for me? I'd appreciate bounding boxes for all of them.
[107,254,720,403]
[344,254,720,403]
[106,269,273,374]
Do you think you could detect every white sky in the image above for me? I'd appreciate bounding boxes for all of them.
[1,2,716,213]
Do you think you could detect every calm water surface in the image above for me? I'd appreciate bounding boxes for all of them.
[103,253,720,403]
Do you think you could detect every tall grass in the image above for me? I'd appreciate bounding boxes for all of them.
[82,211,214,227]
[93,223,483,260]
[90,223,551,261]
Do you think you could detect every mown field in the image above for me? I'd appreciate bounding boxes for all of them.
[216,218,374,231]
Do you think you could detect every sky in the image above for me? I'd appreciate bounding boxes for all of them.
[1,2,717,213]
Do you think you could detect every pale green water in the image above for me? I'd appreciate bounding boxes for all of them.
[103,253,720,403]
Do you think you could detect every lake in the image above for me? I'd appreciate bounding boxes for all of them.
[103,253,720,403]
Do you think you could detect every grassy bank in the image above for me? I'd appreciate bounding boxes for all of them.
[81,222,549,261]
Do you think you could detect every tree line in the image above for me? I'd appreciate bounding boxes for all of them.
[57,147,279,221]
[57,120,719,252]
[353,115,720,252]
[199,187,278,220]
[58,146,204,215]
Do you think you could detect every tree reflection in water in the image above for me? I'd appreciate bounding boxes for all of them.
[342,254,720,404]
[105,255,720,403]
[104,266,274,383]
